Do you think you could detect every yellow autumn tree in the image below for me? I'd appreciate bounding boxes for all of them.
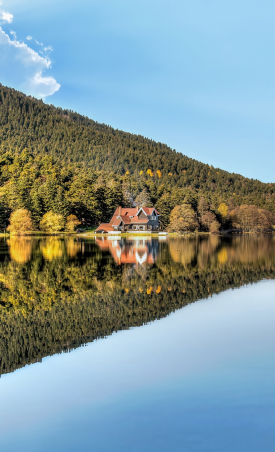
[147,169,153,177]
[139,170,144,176]
[217,203,228,228]
[7,209,34,235]
[65,214,81,232]
[217,203,228,219]
[40,211,65,233]
[156,170,162,178]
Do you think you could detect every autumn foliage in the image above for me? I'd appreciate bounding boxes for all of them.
[40,211,65,233]
[7,209,34,235]
[230,205,275,232]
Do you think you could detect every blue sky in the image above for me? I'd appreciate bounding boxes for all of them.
[1,0,275,182]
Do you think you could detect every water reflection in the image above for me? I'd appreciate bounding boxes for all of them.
[0,235,274,377]
[7,237,34,264]
[95,237,159,265]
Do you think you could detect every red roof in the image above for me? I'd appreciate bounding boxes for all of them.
[140,207,160,215]
[95,223,114,232]
[130,217,148,223]
[119,215,132,224]
[110,207,139,223]
[112,218,122,226]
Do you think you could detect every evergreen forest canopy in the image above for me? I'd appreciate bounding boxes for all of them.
[0,235,274,377]
[0,84,275,230]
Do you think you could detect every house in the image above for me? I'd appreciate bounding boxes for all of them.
[95,206,160,233]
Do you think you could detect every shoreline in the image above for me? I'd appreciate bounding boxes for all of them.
[0,231,274,238]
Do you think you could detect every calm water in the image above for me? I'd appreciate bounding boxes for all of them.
[0,235,275,451]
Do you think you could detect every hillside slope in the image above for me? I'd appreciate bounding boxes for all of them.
[0,83,274,223]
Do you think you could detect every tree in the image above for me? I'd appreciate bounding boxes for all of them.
[65,214,81,232]
[7,208,34,234]
[230,205,275,231]
[209,220,220,234]
[217,203,228,219]
[0,205,11,232]
[198,197,209,217]
[167,204,199,233]
[40,211,65,233]
[155,193,173,227]
[135,188,153,207]
[217,203,228,229]
[201,211,220,232]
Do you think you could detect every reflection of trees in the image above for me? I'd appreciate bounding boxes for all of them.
[40,238,64,261]
[0,235,274,377]
[7,237,34,264]
[66,238,82,258]
[169,239,197,266]
[169,235,275,269]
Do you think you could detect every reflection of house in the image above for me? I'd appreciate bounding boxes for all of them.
[95,206,160,233]
[95,237,159,265]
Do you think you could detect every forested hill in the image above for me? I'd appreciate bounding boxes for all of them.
[0,84,274,188]
[0,83,275,224]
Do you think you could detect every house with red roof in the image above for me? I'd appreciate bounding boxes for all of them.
[95,206,161,233]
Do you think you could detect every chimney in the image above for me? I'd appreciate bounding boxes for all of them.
[119,206,121,216]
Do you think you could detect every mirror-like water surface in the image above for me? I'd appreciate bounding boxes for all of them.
[0,235,274,451]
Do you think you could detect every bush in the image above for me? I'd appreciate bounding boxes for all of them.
[7,209,34,235]
[40,211,65,233]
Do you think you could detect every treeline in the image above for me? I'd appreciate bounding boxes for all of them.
[0,84,275,222]
[166,200,275,233]
[0,148,274,233]
[0,235,274,376]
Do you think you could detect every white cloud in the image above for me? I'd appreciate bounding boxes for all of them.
[0,27,60,98]
[10,30,16,38]
[26,35,32,40]
[0,10,13,23]
[44,45,53,53]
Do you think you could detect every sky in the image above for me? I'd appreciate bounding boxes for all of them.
[0,0,275,182]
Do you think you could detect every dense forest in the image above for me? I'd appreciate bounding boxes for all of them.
[0,235,274,376]
[0,84,275,230]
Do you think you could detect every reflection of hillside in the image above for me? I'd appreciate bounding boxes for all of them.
[95,237,159,265]
[0,235,275,377]
[169,236,275,268]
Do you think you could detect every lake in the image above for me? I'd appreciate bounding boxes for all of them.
[0,235,275,451]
